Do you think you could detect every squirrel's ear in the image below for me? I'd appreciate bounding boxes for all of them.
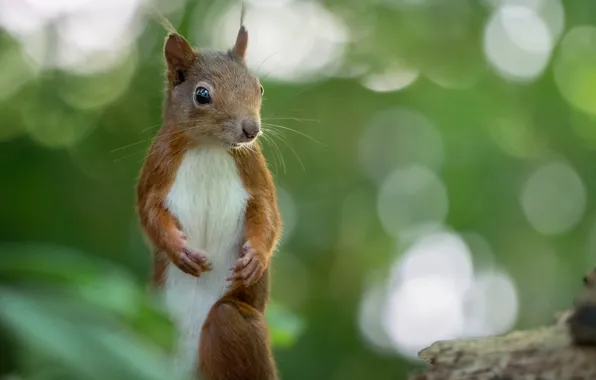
[231,25,248,60]
[163,33,196,77]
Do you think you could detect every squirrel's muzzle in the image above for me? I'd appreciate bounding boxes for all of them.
[241,120,260,141]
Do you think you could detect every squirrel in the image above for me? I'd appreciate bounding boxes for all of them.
[565,268,596,346]
[136,15,282,380]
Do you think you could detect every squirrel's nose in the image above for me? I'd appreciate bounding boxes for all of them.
[242,120,260,140]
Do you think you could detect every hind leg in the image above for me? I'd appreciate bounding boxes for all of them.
[198,298,277,380]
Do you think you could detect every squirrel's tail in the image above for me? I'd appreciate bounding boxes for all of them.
[198,297,278,380]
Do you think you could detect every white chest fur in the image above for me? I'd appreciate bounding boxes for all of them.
[163,145,249,378]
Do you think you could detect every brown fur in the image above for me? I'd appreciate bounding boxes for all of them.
[136,27,281,380]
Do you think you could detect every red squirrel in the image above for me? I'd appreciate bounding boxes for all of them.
[136,18,282,380]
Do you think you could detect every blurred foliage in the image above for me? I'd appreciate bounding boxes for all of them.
[0,244,177,380]
[3,0,596,379]
[266,303,305,349]
[0,244,304,379]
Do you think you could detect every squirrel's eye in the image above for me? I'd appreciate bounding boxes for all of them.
[194,86,211,105]
[259,85,264,96]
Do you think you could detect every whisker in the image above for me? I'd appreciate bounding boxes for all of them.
[257,53,279,77]
[262,117,321,123]
[258,133,275,165]
[275,133,305,172]
[112,150,147,163]
[110,138,154,153]
[112,117,312,171]
[127,128,190,164]
[110,126,194,159]
[111,124,192,154]
[138,123,164,133]
[263,127,305,172]
[260,131,286,175]
[262,123,325,146]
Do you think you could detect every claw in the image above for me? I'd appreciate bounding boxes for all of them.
[170,229,211,276]
[228,241,263,287]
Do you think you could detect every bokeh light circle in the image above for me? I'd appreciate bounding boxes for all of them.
[554,26,596,117]
[210,2,348,83]
[484,5,553,81]
[359,108,443,184]
[390,232,474,296]
[383,275,464,358]
[521,161,587,235]
[377,165,449,238]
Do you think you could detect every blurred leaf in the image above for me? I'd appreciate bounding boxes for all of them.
[0,244,177,380]
[266,302,305,349]
[0,290,178,380]
[0,244,175,350]
[0,323,17,377]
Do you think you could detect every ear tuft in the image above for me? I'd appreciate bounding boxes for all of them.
[164,33,196,72]
[232,25,248,60]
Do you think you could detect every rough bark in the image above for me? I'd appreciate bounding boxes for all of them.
[408,268,596,380]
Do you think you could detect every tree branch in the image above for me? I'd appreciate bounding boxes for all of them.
[409,268,596,380]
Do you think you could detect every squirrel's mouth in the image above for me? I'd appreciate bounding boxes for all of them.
[228,140,256,150]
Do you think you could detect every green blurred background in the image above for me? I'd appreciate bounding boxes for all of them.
[2,0,596,378]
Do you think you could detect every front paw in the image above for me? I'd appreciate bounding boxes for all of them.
[227,242,266,287]
[167,230,212,277]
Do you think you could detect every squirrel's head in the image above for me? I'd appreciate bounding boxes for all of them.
[162,24,263,149]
